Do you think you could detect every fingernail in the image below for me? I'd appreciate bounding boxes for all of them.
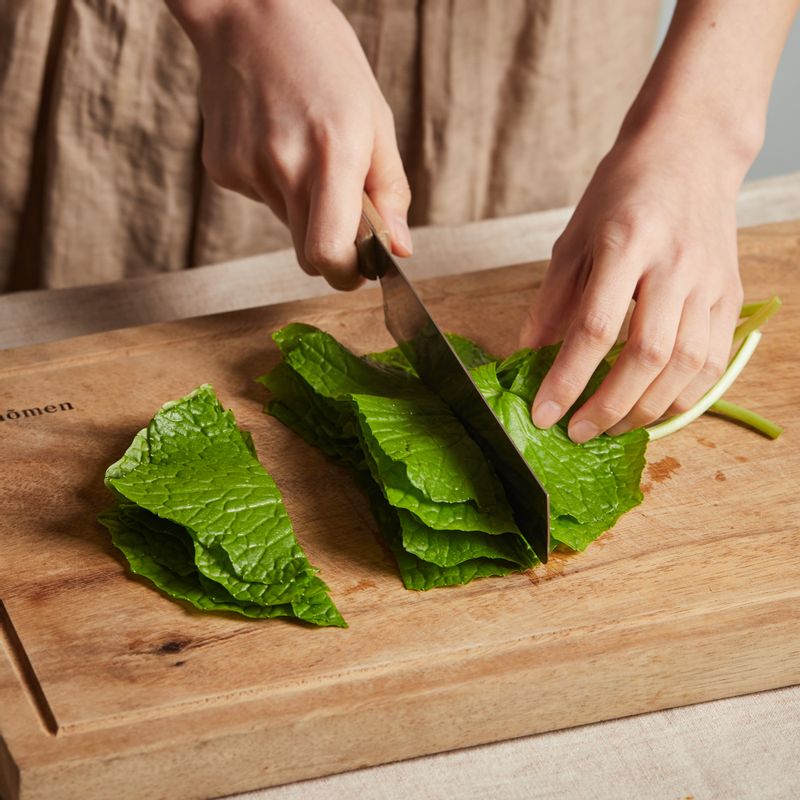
[607,421,633,436]
[392,217,413,257]
[569,419,599,444]
[532,400,562,429]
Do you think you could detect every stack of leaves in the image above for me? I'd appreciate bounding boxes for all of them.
[99,385,345,627]
[260,324,648,590]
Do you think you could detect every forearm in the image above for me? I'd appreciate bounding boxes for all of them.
[165,0,225,42]
[620,0,798,183]
[165,0,304,48]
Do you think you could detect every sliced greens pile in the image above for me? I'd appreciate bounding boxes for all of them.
[99,385,345,627]
[259,324,649,590]
[99,297,781,616]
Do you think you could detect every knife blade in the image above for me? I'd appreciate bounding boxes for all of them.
[356,194,550,563]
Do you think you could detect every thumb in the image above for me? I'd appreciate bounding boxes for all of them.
[365,118,413,257]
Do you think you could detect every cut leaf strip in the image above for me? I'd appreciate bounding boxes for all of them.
[100,385,346,627]
[262,326,649,589]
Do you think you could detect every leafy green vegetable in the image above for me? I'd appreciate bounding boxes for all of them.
[99,385,345,627]
[260,325,648,590]
[471,362,646,551]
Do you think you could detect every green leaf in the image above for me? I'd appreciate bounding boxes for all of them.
[397,509,534,568]
[352,392,497,508]
[368,333,496,374]
[99,385,346,627]
[472,361,647,551]
[262,324,648,590]
[445,334,498,369]
[100,503,301,620]
[361,478,519,590]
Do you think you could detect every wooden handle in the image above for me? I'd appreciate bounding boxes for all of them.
[356,192,391,280]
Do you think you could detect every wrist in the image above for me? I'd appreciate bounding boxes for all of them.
[165,0,227,41]
[615,77,763,197]
[613,1,788,189]
[621,78,764,175]
[166,0,300,51]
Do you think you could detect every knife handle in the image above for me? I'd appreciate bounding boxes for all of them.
[356,192,391,280]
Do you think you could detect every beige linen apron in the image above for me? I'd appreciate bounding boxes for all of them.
[0,0,659,292]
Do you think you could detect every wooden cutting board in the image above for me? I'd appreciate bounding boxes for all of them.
[1,221,798,800]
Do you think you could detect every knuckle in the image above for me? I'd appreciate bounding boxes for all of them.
[325,269,362,292]
[311,120,366,166]
[667,244,689,271]
[665,388,710,414]
[669,397,694,414]
[593,398,628,422]
[728,281,745,309]
[714,277,744,315]
[672,341,706,372]
[576,310,616,347]
[545,370,585,400]
[627,337,671,370]
[264,145,303,189]
[593,204,664,257]
[387,173,412,204]
[295,254,319,277]
[703,355,728,381]
[629,400,662,426]
[304,238,350,274]
[329,138,366,170]
[308,116,339,148]
[373,171,412,209]
[594,215,637,253]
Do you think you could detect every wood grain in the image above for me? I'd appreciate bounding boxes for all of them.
[1,221,798,800]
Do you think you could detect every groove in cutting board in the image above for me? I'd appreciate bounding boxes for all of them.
[0,601,58,735]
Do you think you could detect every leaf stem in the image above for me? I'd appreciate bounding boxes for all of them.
[605,342,624,365]
[739,300,764,317]
[733,295,781,348]
[708,399,783,439]
[647,330,762,441]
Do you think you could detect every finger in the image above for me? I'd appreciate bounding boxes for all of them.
[233,183,266,204]
[284,193,318,277]
[669,295,739,413]
[519,236,585,348]
[305,159,368,291]
[530,240,641,431]
[565,271,685,443]
[607,291,710,434]
[201,132,259,202]
[365,110,413,257]
[253,181,289,227]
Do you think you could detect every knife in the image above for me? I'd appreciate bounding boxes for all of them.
[355,194,550,563]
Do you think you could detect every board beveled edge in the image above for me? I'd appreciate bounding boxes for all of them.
[2,592,798,800]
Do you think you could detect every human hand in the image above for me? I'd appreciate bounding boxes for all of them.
[520,129,749,443]
[167,0,412,289]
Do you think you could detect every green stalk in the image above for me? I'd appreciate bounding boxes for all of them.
[733,295,781,348]
[647,330,762,441]
[708,399,783,439]
[739,300,766,317]
[605,341,624,365]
